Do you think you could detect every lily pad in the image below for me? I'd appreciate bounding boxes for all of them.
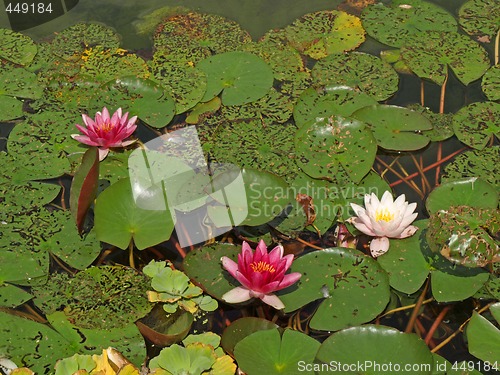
[377,220,430,294]
[92,76,176,128]
[430,268,490,303]
[279,248,390,331]
[482,64,500,101]
[407,104,454,142]
[311,52,399,101]
[151,53,208,114]
[50,23,121,61]
[294,115,377,183]
[427,206,499,268]
[0,284,32,308]
[208,167,292,227]
[283,10,365,59]
[0,95,23,121]
[153,12,251,61]
[7,112,80,180]
[441,146,499,191]
[94,177,175,250]
[459,0,500,42]
[0,28,37,66]
[452,101,500,150]
[316,325,434,373]
[197,51,274,106]
[353,104,432,151]
[400,30,490,86]
[233,329,320,375]
[0,63,43,99]
[293,86,377,129]
[425,178,498,215]
[208,119,298,183]
[466,312,500,364]
[220,317,278,357]
[361,0,457,48]
[32,265,153,329]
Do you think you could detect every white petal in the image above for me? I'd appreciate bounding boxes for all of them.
[395,225,418,239]
[222,287,252,304]
[260,294,285,310]
[380,191,394,206]
[370,237,390,257]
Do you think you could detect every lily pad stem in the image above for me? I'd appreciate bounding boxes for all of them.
[129,241,135,269]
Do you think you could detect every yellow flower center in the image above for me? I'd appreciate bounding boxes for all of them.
[101,122,113,132]
[250,261,276,273]
[375,208,395,222]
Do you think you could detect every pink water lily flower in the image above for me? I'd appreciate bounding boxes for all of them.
[71,107,138,161]
[221,240,301,310]
[348,191,418,258]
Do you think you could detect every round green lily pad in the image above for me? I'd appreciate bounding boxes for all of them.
[294,115,377,183]
[407,104,454,142]
[0,62,43,99]
[353,104,432,151]
[452,101,500,150]
[466,312,500,364]
[400,30,490,86]
[32,265,153,329]
[221,317,278,357]
[279,248,391,331]
[361,0,457,47]
[0,28,37,66]
[197,51,274,106]
[459,0,500,42]
[0,95,23,121]
[92,76,176,128]
[293,86,377,129]
[311,52,399,101]
[482,65,500,101]
[94,177,175,250]
[234,328,320,375]
[425,178,498,215]
[0,283,32,308]
[430,268,490,303]
[284,10,365,59]
[316,325,434,373]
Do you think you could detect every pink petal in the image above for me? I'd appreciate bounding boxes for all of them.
[221,256,239,279]
[71,134,100,147]
[268,244,284,265]
[101,107,110,123]
[260,294,285,310]
[222,287,252,304]
[276,272,302,290]
[370,237,390,257]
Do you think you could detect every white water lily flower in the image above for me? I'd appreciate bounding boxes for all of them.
[348,191,418,257]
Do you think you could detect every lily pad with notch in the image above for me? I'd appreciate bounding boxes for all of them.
[400,30,490,86]
[353,104,432,151]
[459,0,500,43]
[197,51,274,106]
